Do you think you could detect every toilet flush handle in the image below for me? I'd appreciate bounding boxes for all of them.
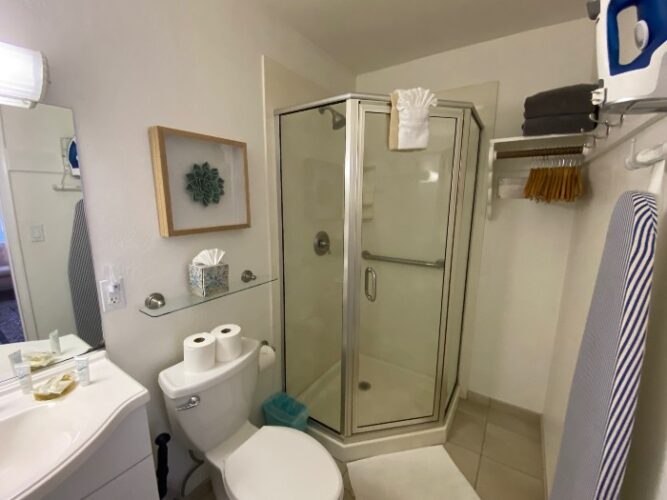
[176,395,201,411]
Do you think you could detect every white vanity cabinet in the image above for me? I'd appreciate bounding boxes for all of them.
[44,407,158,500]
[0,352,159,500]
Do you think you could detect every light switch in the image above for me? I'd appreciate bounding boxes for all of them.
[30,224,45,242]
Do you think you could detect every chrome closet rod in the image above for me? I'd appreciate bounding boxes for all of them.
[495,145,584,160]
[361,250,444,269]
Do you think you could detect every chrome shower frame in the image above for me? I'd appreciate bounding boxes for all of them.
[274,93,483,446]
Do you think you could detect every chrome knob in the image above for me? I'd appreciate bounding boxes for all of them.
[314,231,331,256]
[241,270,257,283]
[145,292,166,310]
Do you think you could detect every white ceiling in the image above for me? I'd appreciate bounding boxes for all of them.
[259,0,588,73]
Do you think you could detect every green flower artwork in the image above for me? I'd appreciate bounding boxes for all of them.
[186,162,224,207]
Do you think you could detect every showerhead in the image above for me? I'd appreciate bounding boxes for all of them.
[318,106,346,130]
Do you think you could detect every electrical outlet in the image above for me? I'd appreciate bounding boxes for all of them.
[99,277,126,312]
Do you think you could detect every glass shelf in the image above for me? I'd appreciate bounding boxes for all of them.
[139,276,277,318]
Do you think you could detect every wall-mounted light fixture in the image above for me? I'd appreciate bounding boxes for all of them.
[0,41,47,108]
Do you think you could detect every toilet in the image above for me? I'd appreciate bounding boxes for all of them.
[158,337,343,500]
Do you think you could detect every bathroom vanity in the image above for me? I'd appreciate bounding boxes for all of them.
[0,351,158,499]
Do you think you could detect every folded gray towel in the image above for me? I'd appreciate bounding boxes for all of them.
[524,84,599,119]
[522,113,596,136]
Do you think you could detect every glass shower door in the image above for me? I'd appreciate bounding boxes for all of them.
[353,104,461,431]
[280,103,347,432]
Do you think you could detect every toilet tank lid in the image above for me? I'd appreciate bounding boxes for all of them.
[158,338,259,399]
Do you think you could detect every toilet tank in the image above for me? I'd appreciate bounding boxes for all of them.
[158,338,260,452]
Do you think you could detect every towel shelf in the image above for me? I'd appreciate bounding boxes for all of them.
[486,113,665,220]
[361,250,444,269]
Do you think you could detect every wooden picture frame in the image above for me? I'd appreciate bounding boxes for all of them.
[149,126,251,237]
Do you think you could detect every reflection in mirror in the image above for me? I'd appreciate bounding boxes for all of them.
[0,104,102,382]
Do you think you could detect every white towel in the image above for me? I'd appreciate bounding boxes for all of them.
[389,88,437,151]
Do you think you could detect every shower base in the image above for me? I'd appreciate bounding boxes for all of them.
[297,354,459,462]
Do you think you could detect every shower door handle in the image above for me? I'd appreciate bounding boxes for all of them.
[365,267,377,302]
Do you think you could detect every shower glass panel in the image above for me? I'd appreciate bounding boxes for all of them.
[278,94,482,443]
[280,103,346,432]
[354,106,460,430]
[442,119,481,407]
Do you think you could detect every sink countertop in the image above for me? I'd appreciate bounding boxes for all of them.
[0,350,150,499]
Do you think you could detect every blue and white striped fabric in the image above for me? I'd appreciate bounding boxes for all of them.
[68,199,104,348]
[551,191,657,500]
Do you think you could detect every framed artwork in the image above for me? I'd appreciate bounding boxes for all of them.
[148,126,251,236]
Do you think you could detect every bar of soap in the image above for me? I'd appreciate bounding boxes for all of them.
[33,372,77,401]
[23,351,55,369]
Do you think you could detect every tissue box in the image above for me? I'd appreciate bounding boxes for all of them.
[188,263,229,297]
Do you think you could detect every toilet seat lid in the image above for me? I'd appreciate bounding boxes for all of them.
[224,426,342,500]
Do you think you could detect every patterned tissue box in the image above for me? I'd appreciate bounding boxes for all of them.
[188,263,229,297]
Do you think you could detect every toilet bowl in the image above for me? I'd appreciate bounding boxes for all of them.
[158,337,342,500]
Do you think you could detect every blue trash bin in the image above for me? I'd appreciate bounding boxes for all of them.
[262,392,309,431]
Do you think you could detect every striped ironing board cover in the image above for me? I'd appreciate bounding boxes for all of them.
[551,191,658,500]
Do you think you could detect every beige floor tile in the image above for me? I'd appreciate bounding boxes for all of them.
[458,397,490,421]
[445,442,481,486]
[184,480,215,500]
[343,470,353,492]
[490,400,540,424]
[488,401,541,441]
[335,458,348,475]
[467,391,491,406]
[447,410,486,453]
[483,423,543,478]
[476,458,543,500]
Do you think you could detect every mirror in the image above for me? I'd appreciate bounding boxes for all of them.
[0,103,102,382]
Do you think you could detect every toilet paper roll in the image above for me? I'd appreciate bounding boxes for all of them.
[183,333,216,373]
[259,345,276,372]
[212,324,243,362]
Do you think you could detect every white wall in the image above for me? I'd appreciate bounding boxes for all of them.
[0,104,80,341]
[540,116,667,497]
[357,18,596,412]
[0,0,354,493]
[357,19,596,139]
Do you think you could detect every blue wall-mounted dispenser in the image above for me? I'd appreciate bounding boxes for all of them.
[589,0,667,113]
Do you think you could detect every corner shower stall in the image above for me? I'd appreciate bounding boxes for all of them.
[276,94,481,456]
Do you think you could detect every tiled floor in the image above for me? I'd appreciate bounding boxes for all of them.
[446,394,545,500]
[185,479,215,500]
[337,394,544,500]
[338,459,356,500]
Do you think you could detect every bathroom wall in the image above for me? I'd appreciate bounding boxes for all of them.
[540,116,667,497]
[356,18,596,412]
[0,104,80,341]
[262,56,333,276]
[0,0,354,492]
